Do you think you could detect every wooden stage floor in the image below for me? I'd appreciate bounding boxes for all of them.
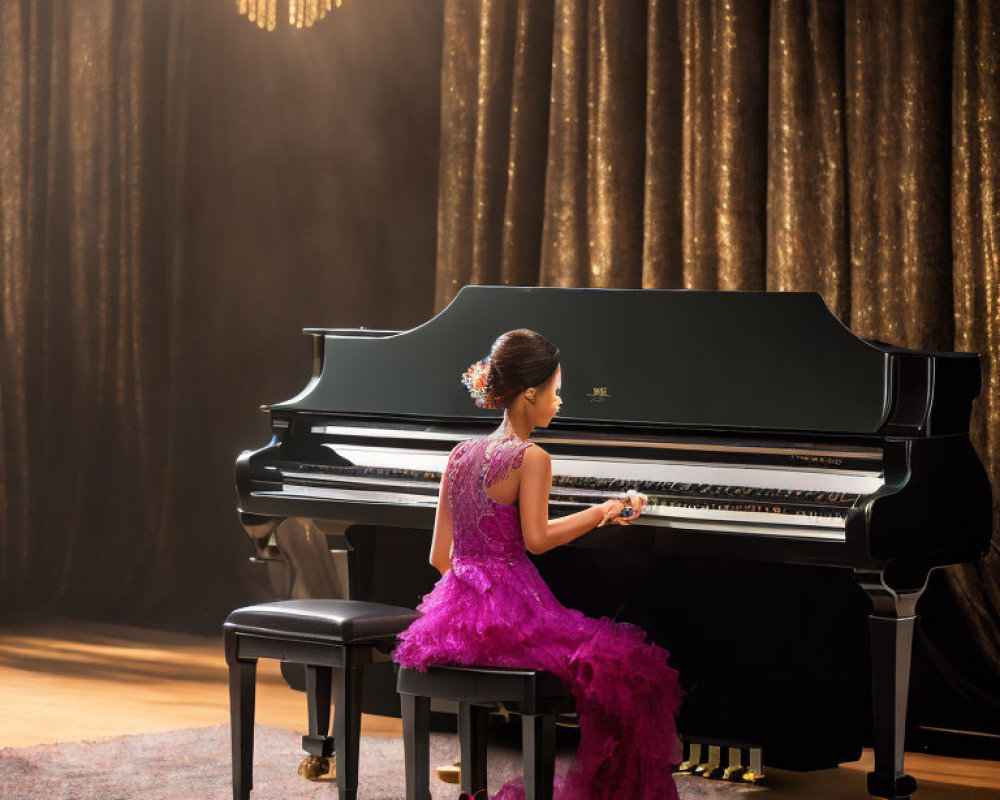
[1,619,997,798]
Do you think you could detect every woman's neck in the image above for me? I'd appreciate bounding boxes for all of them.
[495,412,532,443]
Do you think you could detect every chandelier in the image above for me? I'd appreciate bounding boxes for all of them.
[235,0,347,31]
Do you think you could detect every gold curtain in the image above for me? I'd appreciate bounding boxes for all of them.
[434,0,1000,691]
[0,0,444,627]
[0,1,178,613]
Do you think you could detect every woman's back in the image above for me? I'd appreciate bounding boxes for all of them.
[447,435,535,560]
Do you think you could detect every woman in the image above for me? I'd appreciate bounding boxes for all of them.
[392,329,683,800]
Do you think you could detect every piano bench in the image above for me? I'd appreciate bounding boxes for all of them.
[396,664,574,800]
[223,599,419,800]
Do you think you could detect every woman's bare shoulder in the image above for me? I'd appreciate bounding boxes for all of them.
[521,442,551,466]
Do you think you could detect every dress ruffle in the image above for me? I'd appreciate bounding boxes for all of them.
[393,555,683,800]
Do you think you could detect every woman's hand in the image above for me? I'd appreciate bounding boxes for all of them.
[596,498,625,527]
[624,490,648,521]
[596,490,647,527]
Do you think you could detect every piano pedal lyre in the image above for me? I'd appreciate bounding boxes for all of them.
[436,760,461,784]
[675,738,765,784]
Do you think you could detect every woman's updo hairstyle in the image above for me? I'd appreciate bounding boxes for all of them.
[462,329,560,410]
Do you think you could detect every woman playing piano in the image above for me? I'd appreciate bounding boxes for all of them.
[392,329,683,800]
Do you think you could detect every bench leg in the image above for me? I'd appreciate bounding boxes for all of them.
[333,665,363,800]
[302,665,335,757]
[459,701,488,795]
[228,656,257,800]
[401,694,431,800]
[522,714,556,800]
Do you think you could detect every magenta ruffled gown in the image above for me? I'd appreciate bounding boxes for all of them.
[392,435,684,800]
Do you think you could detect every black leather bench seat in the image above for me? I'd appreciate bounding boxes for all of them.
[224,599,419,644]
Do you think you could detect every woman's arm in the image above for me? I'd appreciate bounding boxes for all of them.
[428,448,457,575]
[519,447,630,554]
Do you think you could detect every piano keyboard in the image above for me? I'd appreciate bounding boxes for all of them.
[257,439,886,544]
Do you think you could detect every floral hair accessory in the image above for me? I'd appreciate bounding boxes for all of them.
[461,356,493,408]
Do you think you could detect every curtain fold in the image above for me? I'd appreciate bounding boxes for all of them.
[643,0,684,288]
[681,0,769,289]
[499,0,553,287]
[0,0,29,598]
[845,0,954,349]
[950,0,1000,681]
[539,0,589,285]
[766,0,848,318]
[436,0,480,309]
[434,0,1000,700]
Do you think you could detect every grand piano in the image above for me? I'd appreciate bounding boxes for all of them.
[236,285,993,800]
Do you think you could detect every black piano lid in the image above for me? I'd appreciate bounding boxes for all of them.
[270,286,950,435]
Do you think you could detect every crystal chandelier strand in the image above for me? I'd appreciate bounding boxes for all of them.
[235,0,348,30]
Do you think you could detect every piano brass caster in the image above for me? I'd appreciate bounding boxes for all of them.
[297,754,336,782]
[437,760,461,784]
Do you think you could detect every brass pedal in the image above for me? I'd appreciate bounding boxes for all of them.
[741,747,765,783]
[674,742,701,774]
[297,754,336,782]
[436,760,461,784]
[693,745,721,778]
[722,748,747,781]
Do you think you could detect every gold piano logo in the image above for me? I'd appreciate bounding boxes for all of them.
[587,386,611,402]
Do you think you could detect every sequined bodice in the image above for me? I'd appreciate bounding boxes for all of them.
[447,435,535,560]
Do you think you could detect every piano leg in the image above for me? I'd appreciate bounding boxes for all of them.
[854,568,929,800]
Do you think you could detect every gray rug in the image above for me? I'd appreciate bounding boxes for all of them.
[0,724,757,800]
